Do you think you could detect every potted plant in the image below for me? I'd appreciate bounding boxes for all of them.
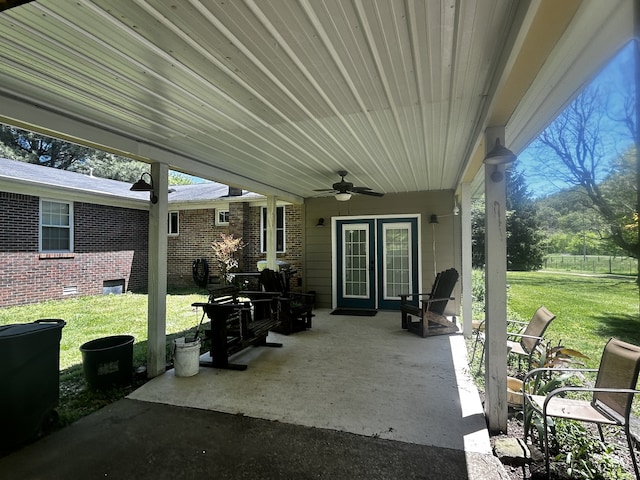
[211,233,246,285]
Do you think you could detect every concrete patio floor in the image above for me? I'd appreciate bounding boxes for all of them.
[0,309,508,479]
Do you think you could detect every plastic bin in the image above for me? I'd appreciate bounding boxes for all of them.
[0,319,66,449]
[80,335,134,390]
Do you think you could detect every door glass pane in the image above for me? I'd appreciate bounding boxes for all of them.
[384,224,411,298]
[343,225,369,297]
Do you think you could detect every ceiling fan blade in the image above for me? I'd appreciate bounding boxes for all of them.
[355,190,384,197]
[314,170,383,198]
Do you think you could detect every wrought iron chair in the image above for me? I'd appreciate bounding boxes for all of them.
[523,337,640,479]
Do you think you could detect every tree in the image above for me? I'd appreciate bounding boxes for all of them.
[536,187,614,255]
[505,170,545,270]
[69,153,149,183]
[471,169,546,270]
[0,123,198,185]
[471,197,486,269]
[0,124,94,169]
[533,42,640,266]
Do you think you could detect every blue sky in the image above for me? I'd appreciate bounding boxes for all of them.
[515,41,636,198]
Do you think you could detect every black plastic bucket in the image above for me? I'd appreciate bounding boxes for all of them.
[80,335,134,390]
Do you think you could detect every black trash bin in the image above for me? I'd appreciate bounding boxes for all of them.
[0,319,66,449]
[79,335,134,390]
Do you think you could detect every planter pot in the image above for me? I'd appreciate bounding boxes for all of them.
[80,335,134,390]
[507,376,526,408]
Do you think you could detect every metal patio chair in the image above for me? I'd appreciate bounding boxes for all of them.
[523,337,640,479]
[472,305,555,373]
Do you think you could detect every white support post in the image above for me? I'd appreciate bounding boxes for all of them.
[635,3,640,269]
[460,183,473,338]
[146,163,168,378]
[266,195,277,270]
[483,127,509,433]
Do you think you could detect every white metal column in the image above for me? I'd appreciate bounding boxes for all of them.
[460,183,473,338]
[266,195,277,270]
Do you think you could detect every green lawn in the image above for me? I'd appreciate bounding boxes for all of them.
[0,288,210,427]
[506,271,640,367]
[2,273,639,432]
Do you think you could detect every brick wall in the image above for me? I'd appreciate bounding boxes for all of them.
[167,203,304,289]
[0,193,148,307]
[167,208,224,287]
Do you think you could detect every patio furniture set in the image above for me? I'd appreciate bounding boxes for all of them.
[192,269,314,371]
[469,298,640,479]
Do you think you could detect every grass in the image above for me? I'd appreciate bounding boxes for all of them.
[506,271,640,367]
[467,270,640,413]
[468,271,640,478]
[0,288,211,431]
[3,273,639,448]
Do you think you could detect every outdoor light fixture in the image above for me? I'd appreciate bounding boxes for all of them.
[429,214,439,224]
[483,138,517,182]
[335,192,352,201]
[316,217,325,227]
[130,172,158,204]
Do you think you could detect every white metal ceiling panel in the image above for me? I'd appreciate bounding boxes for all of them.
[0,0,632,201]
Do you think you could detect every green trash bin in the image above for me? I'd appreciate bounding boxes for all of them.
[0,319,66,449]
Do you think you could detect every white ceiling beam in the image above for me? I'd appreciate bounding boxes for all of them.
[0,94,304,204]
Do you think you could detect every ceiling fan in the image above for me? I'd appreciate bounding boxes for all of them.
[314,170,384,201]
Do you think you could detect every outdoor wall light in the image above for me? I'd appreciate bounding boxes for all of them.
[429,214,439,224]
[130,172,158,204]
[316,218,325,227]
[334,192,352,201]
[483,138,517,183]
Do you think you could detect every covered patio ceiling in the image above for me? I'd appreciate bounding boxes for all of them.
[0,0,633,203]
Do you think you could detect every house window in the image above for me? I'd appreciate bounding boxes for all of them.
[216,209,230,226]
[261,206,285,253]
[40,199,73,252]
[168,211,179,235]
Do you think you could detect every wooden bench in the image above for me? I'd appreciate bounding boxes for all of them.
[192,285,282,371]
[257,268,314,335]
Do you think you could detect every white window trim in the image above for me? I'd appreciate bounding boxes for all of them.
[168,211,179,236]
[260,205,285,253]
[216,208,230,226]
[39,198,74,253]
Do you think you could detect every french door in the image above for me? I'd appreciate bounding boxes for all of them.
[335,217,419,310]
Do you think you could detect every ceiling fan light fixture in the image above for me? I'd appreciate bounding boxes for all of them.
[335,192,352,201]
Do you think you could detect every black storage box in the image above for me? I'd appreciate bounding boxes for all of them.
[0,319,66,449]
